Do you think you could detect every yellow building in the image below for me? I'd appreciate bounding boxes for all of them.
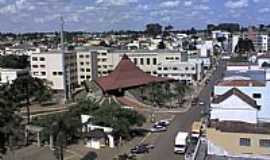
[207,120,270,159]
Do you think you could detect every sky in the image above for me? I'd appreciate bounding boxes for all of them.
[0,0,270,33]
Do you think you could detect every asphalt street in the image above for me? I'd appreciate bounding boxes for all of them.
[141,61,225,160]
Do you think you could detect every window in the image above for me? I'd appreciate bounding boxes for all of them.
[32,57,38,61]
[153,58,157,65]
[53,72,57,76]
[41,72,46,76]
[102,52,107,56]
[33,72,38,76]
[80,62,84,65]
[32,65,38,68]
[86,62,90,65]
[191,67,195,70]
[85,55,90,58]
[240,138,251,146]
[79,55,84,58]
[173,67,178,71]
[86,75,91,79]
[40,65,45,68]
[81,75,85,79]
[253,93,261,99]
[86,68,91,72]
[259,139,270,147]
[134,58,137,64]
[140,58,144,65]
[147,58,150,65]
[80,68,85,72]
[58,72,63,75]
[39,57,45,61]
[185,67,189,71]
[164,67,168,70]
[158,67,162,70]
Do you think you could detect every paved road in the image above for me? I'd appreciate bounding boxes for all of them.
[141,61,225,160]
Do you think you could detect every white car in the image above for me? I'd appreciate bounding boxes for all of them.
[150,125,167,132]
[199,101,205,105]
[154,119,171,127]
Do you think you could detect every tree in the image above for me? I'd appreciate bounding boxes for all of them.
[234,38,255,56]
[145,23,162,37]
[0,85,22,154]
[174,83,190,107]
[0,55,29,69]
[10,75,52,145]
[157,41,166,49]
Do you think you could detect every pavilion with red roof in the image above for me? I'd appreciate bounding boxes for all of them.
[95,54,172,95]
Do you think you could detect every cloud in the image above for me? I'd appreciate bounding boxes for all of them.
[225,0,249,9]
[96,0,138,6]
[259,7,270,13]
[184,1,192,6]
[160,1,180,8]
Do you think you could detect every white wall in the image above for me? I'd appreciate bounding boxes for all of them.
[211,95,258,123]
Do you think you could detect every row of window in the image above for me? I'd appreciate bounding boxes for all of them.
[80,68,91,72]
[32,57,45,61]
[32,65,46,68]
[158,67,195,71]
[79,55,90,58]
[80,75,91,79]
[32,71,46,76]
[165,57,180,60]
[240,138,270,147]
[133,58,157,65]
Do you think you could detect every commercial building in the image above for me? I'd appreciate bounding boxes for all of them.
[30,50,78,94]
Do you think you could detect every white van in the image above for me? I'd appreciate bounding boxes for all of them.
[174,132,189,154]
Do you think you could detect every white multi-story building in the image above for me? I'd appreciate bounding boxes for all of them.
[256,34,269,52]
[0,68,28,85]
[30,50,78,93]
[75,47,204,85]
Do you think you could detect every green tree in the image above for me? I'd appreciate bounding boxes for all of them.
[0,55,29,69]
[0,85,22,154]
[174,83,190,107]
[10,75,52,144]
[145,23,162,37]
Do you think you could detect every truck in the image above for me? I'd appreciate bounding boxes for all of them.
[174,132,189,154]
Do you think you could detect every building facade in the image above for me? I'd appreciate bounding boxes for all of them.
[30,50,78,93]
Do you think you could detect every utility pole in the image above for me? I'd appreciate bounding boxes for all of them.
[60,16,68,102]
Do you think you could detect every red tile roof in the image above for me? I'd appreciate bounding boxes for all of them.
[217,80,265,87]
[95,54,171,92]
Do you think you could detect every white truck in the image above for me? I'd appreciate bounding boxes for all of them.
[174,131,189,154]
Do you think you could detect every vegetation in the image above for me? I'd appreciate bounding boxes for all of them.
[0,55,29,69]
[73,98,146,140]
[234,38,255,56]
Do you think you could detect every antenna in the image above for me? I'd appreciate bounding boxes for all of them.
[60,16,68,102]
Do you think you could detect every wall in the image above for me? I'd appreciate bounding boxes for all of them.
[207,128,270,157]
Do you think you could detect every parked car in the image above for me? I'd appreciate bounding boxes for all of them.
[130,145,150,154]
[140,143,155,150]
[154,119,170,127]
[199,101,205,105]
[150,124,167,132]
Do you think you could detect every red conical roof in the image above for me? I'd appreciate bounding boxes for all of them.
[95,54,171,92]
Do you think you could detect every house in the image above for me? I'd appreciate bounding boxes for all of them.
[81,115,114,149]
[211,88,260,124]
[214,79,270,122]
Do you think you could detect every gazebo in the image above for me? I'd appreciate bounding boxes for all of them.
[95,54,172,96]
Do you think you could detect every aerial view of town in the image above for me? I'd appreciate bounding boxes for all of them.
[1,0,270,160]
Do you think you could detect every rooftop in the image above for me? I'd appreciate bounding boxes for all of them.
[212,88,260,109]
[216,80,265,87]
[209,120,270,134]
[95,54,171,92]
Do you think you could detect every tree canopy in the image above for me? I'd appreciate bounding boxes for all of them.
[0,55,29,69]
